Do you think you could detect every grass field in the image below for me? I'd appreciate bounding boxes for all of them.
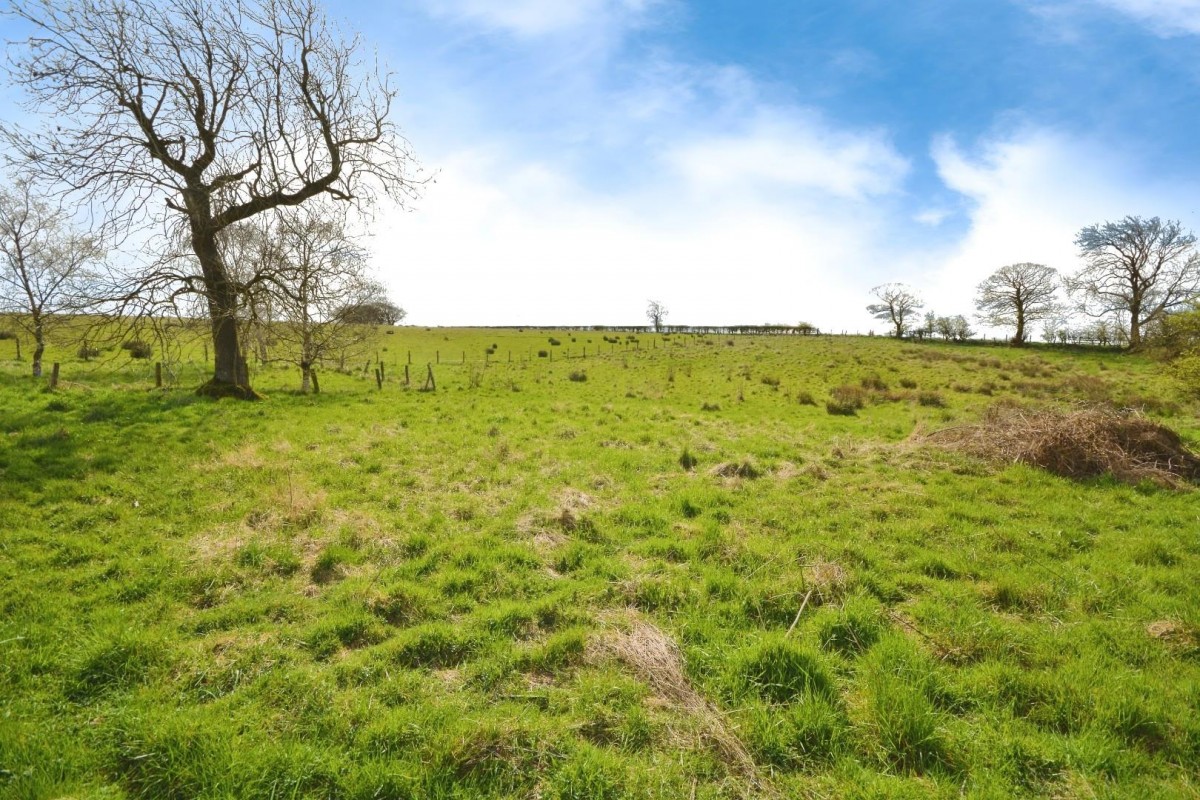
[1,326,1198,799]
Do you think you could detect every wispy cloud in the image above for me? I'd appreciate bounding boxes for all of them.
[1091,0,1200,35]
[411,0,662,38]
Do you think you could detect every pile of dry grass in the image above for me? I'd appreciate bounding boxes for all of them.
[922,404,1200,487]
[594,619,769,795]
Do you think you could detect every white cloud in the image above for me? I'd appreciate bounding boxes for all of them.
[1025,0,1200,36]
[370,146,884,330]
[1090,0,1200,35]
[666,112,910,200]
[413,0,660,38]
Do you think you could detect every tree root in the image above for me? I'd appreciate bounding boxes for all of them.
[195,379,264,401]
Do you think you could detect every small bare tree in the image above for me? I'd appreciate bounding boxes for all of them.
[974,262,1060,345]
[0,179,103,376]
[867,283,923,338]
[1068,216,1200,348]
[262,205,376,393]
[4,0,421,397]
[646,300,668,333]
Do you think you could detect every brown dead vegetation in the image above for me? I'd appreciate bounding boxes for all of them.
[921,403,1200,487]
[592,617,771,796]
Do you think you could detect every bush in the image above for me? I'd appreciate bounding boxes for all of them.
[548,337,562,346]
[760,375,781,388]
[796,391,817,406]
[537,350,549,358]
[860,373,888,391]
[918,391,946,407]
[0,330,15,340]
[77,343,101,360]
[122,339,153,359]
[827,385,865,415]
[568,370,587,382]
[899,378,918,389]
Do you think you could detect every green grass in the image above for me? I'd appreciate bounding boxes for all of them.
[1,324,1199,798]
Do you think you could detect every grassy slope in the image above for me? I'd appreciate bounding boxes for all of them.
[1,328,1198,799]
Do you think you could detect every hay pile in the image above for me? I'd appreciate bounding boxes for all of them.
[922,404,1200,487]
[595,620,768,794]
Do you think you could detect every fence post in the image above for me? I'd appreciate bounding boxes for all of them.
[311,369,320,395]
[405,364,410,386]
[374,368,382,390]
[155,362,163,388]
[49,362,60,391]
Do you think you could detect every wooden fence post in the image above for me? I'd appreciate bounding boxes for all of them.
[49,362,60,391]
[374,368,382,389]
[155,362,163,388]
[311,370,320,395]
[404,364,410,386]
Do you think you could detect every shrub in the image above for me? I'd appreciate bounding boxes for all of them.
[548,337,562,346]
[918,391,946,407]
[0,330,16,340]
[899,377,918,389]
[827,385,865,415]
[760,375,781,388]
[568,370,587,382]
[77,343,101,360]
[537,350,549,358]
[122,339,153,359]
[860,373,888,391]
[678,447,698,471]
[796,391,817,406]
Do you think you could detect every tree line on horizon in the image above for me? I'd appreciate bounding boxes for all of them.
[867,216,1200,351]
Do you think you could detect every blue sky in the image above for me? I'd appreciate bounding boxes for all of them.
[5,0,1200,329]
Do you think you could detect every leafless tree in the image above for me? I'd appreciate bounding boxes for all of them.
[0,179,104,376]
[4,0,422,397]
[974,262,1060,345]
[265,205,377,393]
[1067,216,1200,349]
[646,299,668,333]
[866,283,922,338]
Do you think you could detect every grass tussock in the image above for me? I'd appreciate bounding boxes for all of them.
[923,403,1200,487]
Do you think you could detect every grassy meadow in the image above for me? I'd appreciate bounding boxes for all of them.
[1,325,1198,799]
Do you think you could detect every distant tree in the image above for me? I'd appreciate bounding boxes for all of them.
[646,300,668,333]
[4,0,421,397]
[867,283,923,338]
[974,262,1060,345]
[1067,216,1200,348]
[337,295,406,325]
[949,314,973,342]
[0,179,103,376]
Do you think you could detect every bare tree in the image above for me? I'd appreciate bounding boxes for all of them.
[0,179,104,376]
[4,0,421,397]
[646,299,668,333]
[974,262,1060,345]
[1067,216,1200,349]
[263,204,376,393]
[866,283,923,338]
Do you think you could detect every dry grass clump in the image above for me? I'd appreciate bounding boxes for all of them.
[596,619,767,791]
[710,460,762,479]
[923,404,1200,487]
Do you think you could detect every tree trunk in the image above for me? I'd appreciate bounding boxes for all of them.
[1014,307,1026,346]
[191,223,258,399]
[31,317,44,378]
